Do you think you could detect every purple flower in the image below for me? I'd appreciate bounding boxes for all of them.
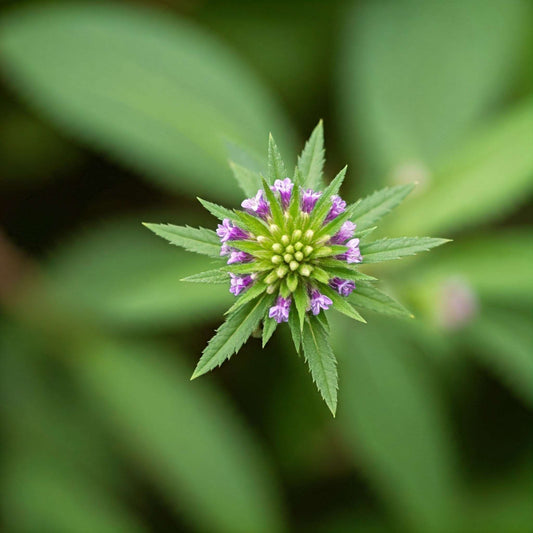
[330,221,356,244]
[268,296,291,323]
[229,273,253,296]
[325,195,347,222]
[329,277,356,297]
[301,188,322,213]
[308,289,333,315]
[271,178,293,208]
[337,238,362,264]
[216,219,248,242]
[227,250,252,264]
[241,190,270,219]
[220,243,232,256]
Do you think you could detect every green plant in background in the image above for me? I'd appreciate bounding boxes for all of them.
[146,124,448,414]
[0,1,532,532]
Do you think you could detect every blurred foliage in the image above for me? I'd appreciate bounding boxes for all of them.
[0,1,532,532]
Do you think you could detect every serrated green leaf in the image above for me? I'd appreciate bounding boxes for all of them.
[262,313,278,348]
[318,285,366,323]
[233,211,271,238]
[293,283,309,331]
[143,223,221,258]
[225,282,268,315]
[267,134,287,184]
[297,120,325,190]
[229,160,262,198]
[317,259,377,281]
[360,237,450,263]
[220,262,266,275]
[181,269,229,284]
[197,198,236,222]
[301,316,338,416]
[316,201,359,239]
[287,175,302,219]
[315,311,330,334]
[261,177,284,226]
[309,166,347,228]
[349,284,413,318]
[192,294,272,379]
[287,309,302,353]
[0,3,294,200]
[228,240,264,255]
[350,184,415,231]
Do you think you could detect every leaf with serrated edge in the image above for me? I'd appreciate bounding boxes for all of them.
[181,269,229,284]
[143,223,220,258]
[288,308,302,353]
[225,282,267,314]
[302,316,338,416]
[267,134,287,184]
[360,237,450,263]
[229,160,262,198]
[261,177,284,226]
[297,120,325,190]
[262,312,278,348]
[310,166,347,228]
[192,295,272,379]
[293,283,308,331]
[197,198,237,222]
[319,284,366,323]
[351,184,415,231]
[349,284,413,318]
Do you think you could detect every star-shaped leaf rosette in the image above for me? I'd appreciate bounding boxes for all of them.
[144,122,449,415]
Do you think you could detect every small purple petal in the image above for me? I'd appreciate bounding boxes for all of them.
[229,273,253,296]
[241,190,270,219]
[216,218,248,242]
[329,277,356,297]
[271,178,293,208]
[308,289,333,315]
[301,188,322,213]
[227,251,253,264]
[331,221,356,244]
[337,238,362,264]
[220,243,232,256]
[325,195,347,222]
[268,296,291,323]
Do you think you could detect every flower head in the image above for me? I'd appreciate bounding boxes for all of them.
[146,121,449,416]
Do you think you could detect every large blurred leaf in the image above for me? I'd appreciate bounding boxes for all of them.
[340,0,530,179]
[390,100,533,235]
[45,218,232,330]
[402,230,533,304]
[2,453,145,533]
[464,307,533,408]
[0,3,294,199]
[335,318,458,532]
[73,339,284,533]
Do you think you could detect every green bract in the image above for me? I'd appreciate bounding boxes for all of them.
[145,122,449,415]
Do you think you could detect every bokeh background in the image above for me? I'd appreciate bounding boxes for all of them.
[1,1,532,532]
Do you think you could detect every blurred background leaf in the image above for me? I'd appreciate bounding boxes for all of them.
[0,3,295,200]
